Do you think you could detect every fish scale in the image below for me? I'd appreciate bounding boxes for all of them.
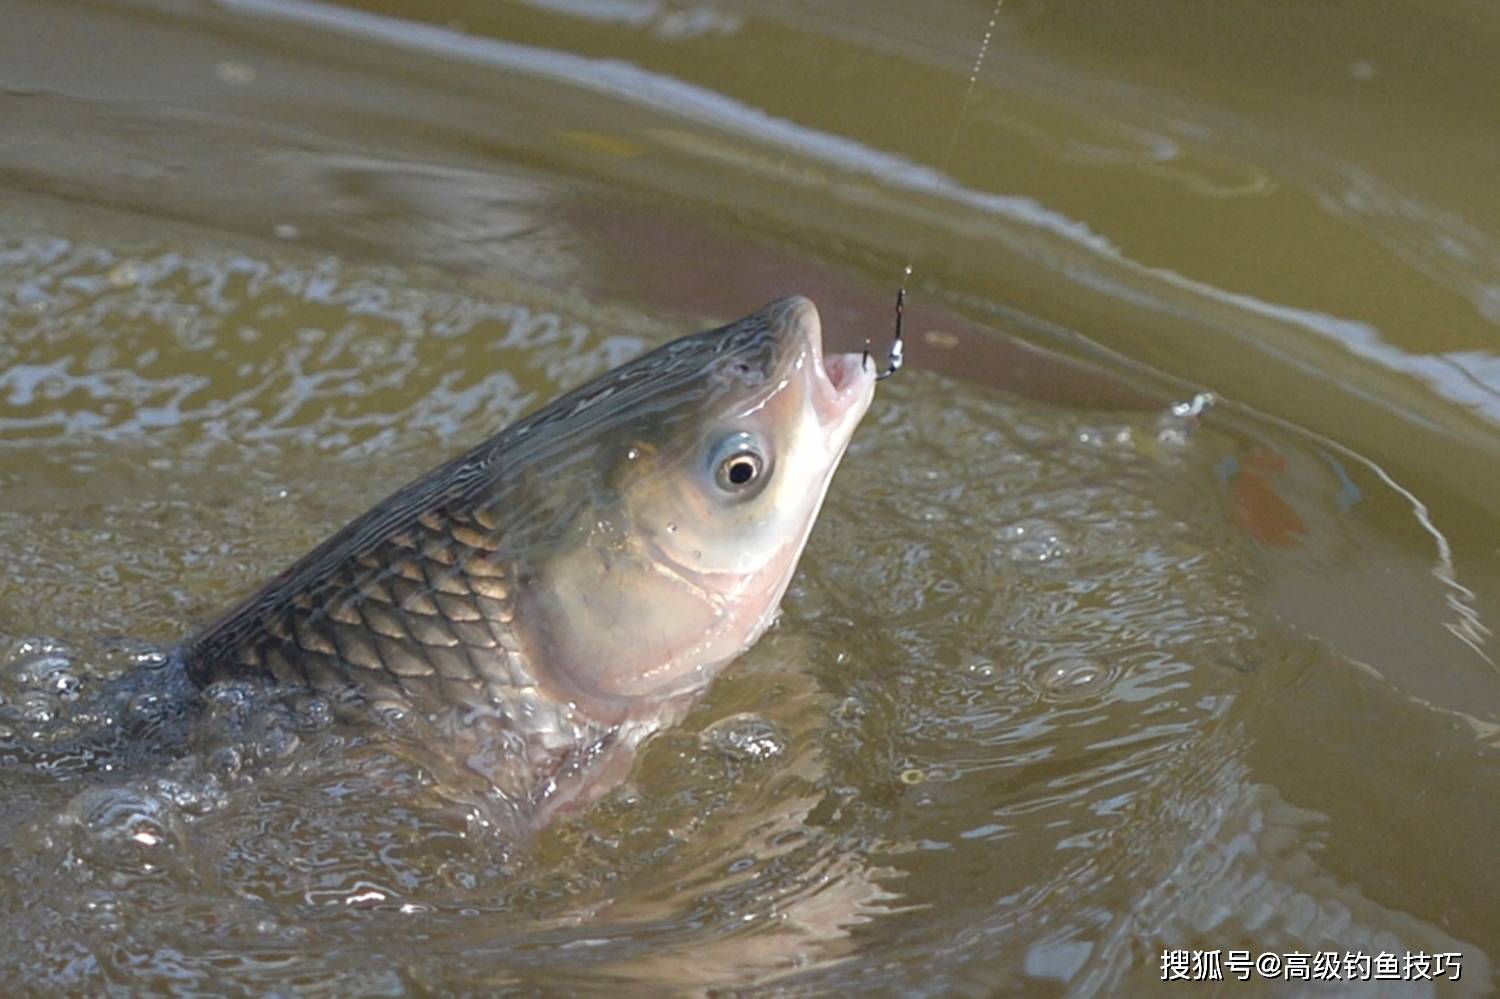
[185,492,529,714]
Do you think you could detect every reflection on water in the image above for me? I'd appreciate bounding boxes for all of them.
[3,0,1500,991]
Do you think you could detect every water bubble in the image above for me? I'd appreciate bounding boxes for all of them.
[255,724,300,762]
[127,691,173,725]
[1170,392,1216,420]
[94,637,172,678]
[289,692,334,731]
[202,681,263,724]
[967,658,997,679]
[47,669,82,700]
[609,784,644,810]
[151,773,229,817]
[1157,391,1216,447]
[830,695,866,726]
[999,520,1072,565]
[81,889,124,932]
[19,690,59,724]
[698,713,785,764]
[370,699,417,732]
[4,637,75,680]
[1029,658,1116,702]
[62,786,184,877]
[209,744,244,778]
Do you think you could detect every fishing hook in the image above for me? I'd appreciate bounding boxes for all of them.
[862,285,906,381]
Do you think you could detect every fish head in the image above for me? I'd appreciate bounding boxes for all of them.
[516,296,876,709]
[628,295,874,577]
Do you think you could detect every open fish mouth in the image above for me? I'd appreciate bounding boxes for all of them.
[823,352,864,394]
[777,295,877,428]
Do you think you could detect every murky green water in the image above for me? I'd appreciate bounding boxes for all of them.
[4,0,1500,994]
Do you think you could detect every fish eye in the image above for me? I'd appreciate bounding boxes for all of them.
[710,432,771,496]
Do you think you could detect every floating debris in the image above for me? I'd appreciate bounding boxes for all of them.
[1156,391,1217,447]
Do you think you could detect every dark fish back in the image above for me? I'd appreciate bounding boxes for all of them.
[182,444,531,715]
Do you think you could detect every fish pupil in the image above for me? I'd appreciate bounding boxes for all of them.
[728,458,756,485]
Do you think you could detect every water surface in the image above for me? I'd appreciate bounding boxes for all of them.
[3,0,1499,993]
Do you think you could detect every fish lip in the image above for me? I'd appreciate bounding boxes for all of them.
[779,295,877,428]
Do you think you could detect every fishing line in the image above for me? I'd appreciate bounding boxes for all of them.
[865,0,1005,380]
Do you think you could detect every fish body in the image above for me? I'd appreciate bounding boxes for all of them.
[181,297,875,824]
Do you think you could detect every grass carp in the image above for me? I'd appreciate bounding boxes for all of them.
[179,295,879,826]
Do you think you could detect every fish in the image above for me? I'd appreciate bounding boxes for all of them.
[178,295,878,828]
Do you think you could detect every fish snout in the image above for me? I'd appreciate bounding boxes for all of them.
[766,295,876,430]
